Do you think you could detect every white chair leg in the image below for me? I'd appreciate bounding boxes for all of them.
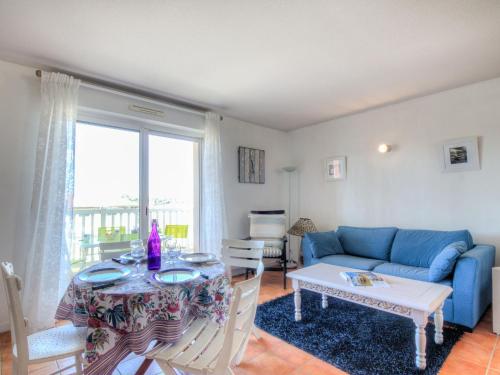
[75,353,83,375]
[252,325,261,340]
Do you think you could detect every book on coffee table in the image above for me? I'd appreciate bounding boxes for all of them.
[340,271,389,287]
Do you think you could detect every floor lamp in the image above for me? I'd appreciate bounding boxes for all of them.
[282,166,298,268]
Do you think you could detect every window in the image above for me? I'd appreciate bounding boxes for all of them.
[71,121,200,270]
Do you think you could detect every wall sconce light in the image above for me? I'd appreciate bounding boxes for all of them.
[378,144,392,153]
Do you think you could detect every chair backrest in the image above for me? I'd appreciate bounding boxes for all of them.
[221,239,264,279]
[1,262,29,365]
[213,270,263,374]
[248,212,286,239]
[164,225,189,239]
[97,226,126,243]
[99,241,131,260]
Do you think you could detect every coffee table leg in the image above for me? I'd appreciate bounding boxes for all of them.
[413,313,428,370]
[434,304,444,344]
[321,293,328,309]
[293,280,302,321]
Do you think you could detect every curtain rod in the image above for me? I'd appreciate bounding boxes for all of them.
[34,69,212,118]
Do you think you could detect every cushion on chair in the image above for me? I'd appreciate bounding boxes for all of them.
[310,254,385,270]
[336,226,398,261]
[13,324,86,361]
[390,229,473,268]
[251,238,284,258]
[428,241,468,282]
[263,247,282,257]
[373,262,430,282]
[303,231,343,258]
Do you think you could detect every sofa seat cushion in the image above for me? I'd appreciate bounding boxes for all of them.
[336,226,398,261]
[311,254,385,270]
[373,262,430,282]
[390,229,473,268]
[304,231,344,258]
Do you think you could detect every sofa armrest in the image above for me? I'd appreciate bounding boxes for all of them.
[302,236,315,266]
[452,244,495,328]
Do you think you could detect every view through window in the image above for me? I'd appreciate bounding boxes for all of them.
[71,122,199,271]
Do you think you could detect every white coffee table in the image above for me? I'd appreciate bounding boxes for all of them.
[287,263,453,370]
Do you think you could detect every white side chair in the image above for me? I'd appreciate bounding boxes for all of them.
[147,266,263,375]
[222,239,265,341]
[1,261,86,375]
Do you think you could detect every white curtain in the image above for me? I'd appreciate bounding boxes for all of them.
[23,72,80,332]
[200,112,227,257]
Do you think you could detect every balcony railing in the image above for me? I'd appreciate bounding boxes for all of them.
[71,206,192,265]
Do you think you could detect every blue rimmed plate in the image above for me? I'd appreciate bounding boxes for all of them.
[179,253,217,264]
[78,267,131,284]
[153,268,201,284]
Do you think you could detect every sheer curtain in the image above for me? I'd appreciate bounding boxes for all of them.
[200,112,227,257]
[23,72,80,332]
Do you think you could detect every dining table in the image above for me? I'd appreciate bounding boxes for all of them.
[55,255,230,375]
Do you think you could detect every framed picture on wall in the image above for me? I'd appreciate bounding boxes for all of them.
[238,146,265,183]
[325,156,346,181]
[442,137,480,173]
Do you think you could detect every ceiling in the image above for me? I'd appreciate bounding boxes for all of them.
[1,1,500,131]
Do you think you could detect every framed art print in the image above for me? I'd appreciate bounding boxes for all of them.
[238,146,265,183]
[442,137,480,173]
[325,156,346,181]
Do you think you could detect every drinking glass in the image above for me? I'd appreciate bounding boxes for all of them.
[166,237,180,264]
[130,239,146,277]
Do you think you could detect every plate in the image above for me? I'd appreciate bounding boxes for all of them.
[79,267,131,284]
[153,268,201,284]
[179,253,217,264]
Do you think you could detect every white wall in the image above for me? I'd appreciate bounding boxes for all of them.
[220,117,290,240]
[290,77,500,263]
[0,60,40,331]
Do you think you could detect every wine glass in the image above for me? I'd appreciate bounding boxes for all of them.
[166,237,179,264]
[130,239,145,277]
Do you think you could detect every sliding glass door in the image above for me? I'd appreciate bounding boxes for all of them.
[71,121,200,270]
[148,134,199,250]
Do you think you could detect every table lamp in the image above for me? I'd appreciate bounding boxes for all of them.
[287,218,318,265]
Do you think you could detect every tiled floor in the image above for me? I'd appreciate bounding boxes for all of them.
[0,271,498,374]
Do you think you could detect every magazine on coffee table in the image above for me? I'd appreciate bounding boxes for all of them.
[340,271,389,287]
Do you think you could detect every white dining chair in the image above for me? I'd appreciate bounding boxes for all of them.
[147,265,264,375]
[222,239,265,340]
[1,261,86,375]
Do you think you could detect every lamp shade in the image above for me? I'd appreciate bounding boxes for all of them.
[287,218,318,237]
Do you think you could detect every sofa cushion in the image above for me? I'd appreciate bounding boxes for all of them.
[311,254,385,270]
[428,241,468,282]
[373,262,430,282]
[390,229,473,268]
[304,231,344,258]
[374,263,455,296]
[336,226,398,261]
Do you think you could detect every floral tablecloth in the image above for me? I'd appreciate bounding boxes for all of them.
[55,259,230,375]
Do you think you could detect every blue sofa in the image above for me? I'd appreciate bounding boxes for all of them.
[302,226,495,329]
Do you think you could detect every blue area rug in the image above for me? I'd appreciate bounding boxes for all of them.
[255,290,464,375]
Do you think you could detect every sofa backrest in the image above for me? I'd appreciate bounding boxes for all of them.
[390,229,474,268]
[336,226,398,261]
